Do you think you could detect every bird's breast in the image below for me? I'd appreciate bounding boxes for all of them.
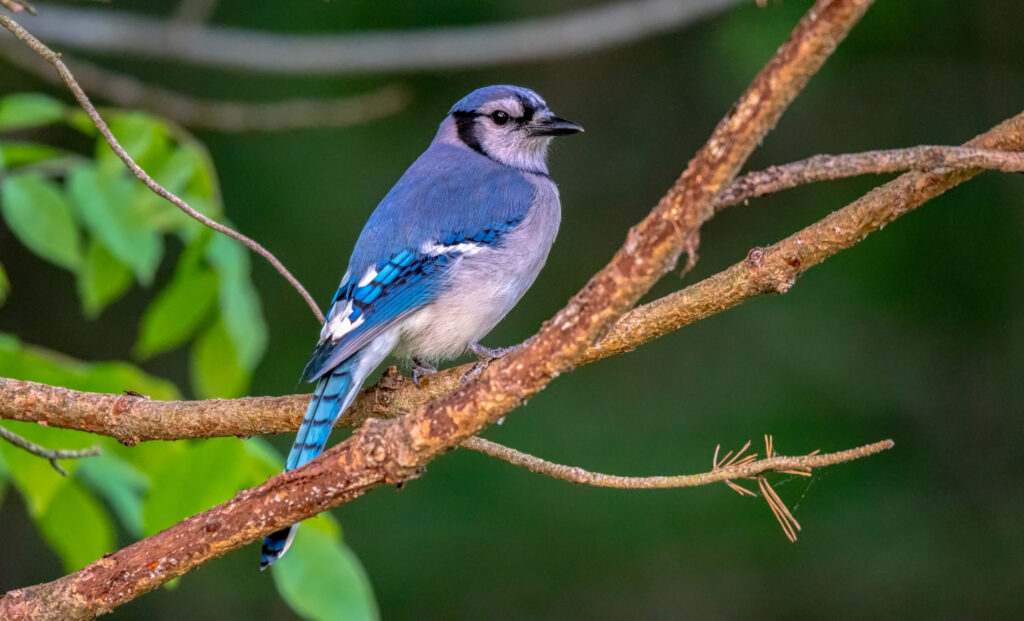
[395,173,561,361]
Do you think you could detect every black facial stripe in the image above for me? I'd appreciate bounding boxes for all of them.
[449,106,552,177]
[519,102,535,123]
[452,110,486,156]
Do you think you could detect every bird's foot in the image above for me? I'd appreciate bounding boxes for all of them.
[461,343,517,385]
[412,357,437,389]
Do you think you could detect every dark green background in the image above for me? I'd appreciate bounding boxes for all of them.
[2,1,1023,618]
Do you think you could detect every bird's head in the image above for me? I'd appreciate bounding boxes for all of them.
[437,85,583,174]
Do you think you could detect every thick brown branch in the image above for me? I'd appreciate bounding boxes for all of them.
[462,436,893,489]
[0,12,325,323]
[0,2,872,617]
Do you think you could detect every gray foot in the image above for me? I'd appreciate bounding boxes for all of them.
[412,357,437,389]
[461,342,516,385]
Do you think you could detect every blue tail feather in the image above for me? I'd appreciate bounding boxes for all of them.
[261,356,362,569]
[286,366,354,470]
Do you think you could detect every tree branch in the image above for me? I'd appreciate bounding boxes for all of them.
[0,40,410,132]
[582,109,1024,364]
[0,0,33,16]
[0,425,99,476]
[0,12,325,323]
[7,136,1023,444]
[715,145,1024,210]
[461,436,892,489]
[0,1,873,617]
[23,0,745,75]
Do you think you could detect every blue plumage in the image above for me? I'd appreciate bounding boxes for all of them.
[260,85,582,569]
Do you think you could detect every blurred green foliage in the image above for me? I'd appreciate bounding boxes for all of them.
[0,96,377,620]
[0,1,1023,620]
[0,93,266,397]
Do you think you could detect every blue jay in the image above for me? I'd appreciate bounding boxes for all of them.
[260,85,582,568]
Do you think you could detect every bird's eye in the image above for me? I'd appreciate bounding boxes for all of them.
[490,110,510,126]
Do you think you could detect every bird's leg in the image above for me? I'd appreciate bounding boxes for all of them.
[411,357,437,389]
[461,342,517,385]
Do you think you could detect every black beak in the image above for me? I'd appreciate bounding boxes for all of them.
[528,115,584,137]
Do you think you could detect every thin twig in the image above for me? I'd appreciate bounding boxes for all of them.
[0,425,100,476]
[0,41,410,132]
[0,12,325,323]
[24,0,745,75]
[0,0,34,16]
[716,146,1024,210]
[461,436,891,490]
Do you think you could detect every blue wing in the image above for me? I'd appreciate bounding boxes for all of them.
[301,143,536,382]
[301,246,443,381]
[301,215,526,382]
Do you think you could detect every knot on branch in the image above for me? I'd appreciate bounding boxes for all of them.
[745,246,796,294]
[110,392,146,446]
[370,366,404,413]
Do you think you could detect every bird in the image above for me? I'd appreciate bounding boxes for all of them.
[260,85,582,569]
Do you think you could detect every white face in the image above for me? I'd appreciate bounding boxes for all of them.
[469,96,553,173]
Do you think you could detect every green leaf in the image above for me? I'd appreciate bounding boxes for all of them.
[239,437,283,486]
[1,173,82,271]
[206,234,268,371]
[0,262,8,306]
[96,113,171,174]
[0,93,64,130]
[37,480,116,572]
[153,143,203,196]
[136,263,218,358]
[0,422,95,515]
[0,141,69,170]
[76,452,149,537]
[190,317,250,399]
[65,110,97,136]
[0,452,9,510]
[0,439,12,510]
[0,332,180,400]
[68,163,163,284]
[218,272,268,372]
[142,438,247,535]
[77,240,133,318]
[273,521,379,621]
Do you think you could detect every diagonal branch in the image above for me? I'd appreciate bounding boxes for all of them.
[583,110,1024,364]
[7,134,1023,445]
[2,116,1019,472]
[0,2,873,617]
[0,12,325,323]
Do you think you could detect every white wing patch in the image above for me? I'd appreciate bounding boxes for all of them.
[320,300,366,342]
[420,241,485,257]
[357,267,378,287]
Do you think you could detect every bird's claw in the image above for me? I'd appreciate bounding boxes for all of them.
[412,358,437,389]
[461,343,516,385]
